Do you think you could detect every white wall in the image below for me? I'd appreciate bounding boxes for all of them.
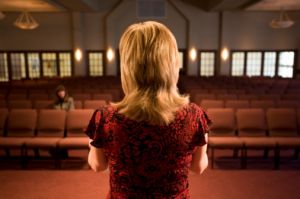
[0,0,299,77]
[105,0,186,75]
[83,12,105,50]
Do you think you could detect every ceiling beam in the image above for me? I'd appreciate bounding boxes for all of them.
[181,0,266,11]
[239,0,264,10]
[206,0,223,11]
[48,0,98,12]
[180,0,223,11]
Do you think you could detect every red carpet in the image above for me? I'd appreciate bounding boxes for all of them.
[1,169,300,199]
[1,149,300,198]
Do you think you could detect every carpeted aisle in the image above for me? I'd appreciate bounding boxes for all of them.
[189,170,300,199]
[1,169,300,199]
[0,170,110,199]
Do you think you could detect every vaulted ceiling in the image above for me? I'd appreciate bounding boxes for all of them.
[180,0,300,11]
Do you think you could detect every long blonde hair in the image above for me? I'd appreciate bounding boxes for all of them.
[112,21,189,125]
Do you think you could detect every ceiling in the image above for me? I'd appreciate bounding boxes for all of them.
[0,0,299,12]
[180,0,300,11]
[247,0,300,11]
[0,0,120,12]
[0,0,62,12]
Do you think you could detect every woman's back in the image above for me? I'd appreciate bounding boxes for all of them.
[86,103,210,198]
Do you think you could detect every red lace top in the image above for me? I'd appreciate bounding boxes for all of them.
[85,103,211,199]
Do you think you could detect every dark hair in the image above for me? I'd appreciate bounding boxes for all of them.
[54,85,69,103]
[56,85,66,93]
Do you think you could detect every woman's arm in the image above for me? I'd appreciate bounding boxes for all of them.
[190,133,208,174]
[88,140,108,172]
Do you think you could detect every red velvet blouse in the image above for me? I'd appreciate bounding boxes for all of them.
[85,103,211,199]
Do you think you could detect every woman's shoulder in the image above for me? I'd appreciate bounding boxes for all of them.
[181,103,211,123]
[94,104,117,118]
[182,103,206,113]
[188,103,212,126]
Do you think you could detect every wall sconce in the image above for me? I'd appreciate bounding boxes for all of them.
[0,11,5,20]
[107,48,114,62]
[189,48,197,61]
[75,48,82,61]
[221,47,229,61]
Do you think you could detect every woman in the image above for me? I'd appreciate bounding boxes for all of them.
[53,85,75,111]
[85,21,211,198]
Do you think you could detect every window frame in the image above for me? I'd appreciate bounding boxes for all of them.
[0,51,9,82]
[230,51,246,76]
[8,51,27,80]
[230,49,297,78]
[246,51,262,77]
[58,52,73,77]
[41,51,74,78]
[86,50,106,77]
[0,50,74,81]
[197,50,217,77]
[27,52,42,79]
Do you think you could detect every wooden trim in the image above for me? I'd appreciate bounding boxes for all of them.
[55,52,60,77]
[70,51,75,77]
[294,50,298,78]
[86,51,90,76]
[229,50,233,76]
[275,51,279,77]
[7,52,12,82]
[39,52,43,78]
[24,53,29,79]
[261,52,265,76]
[243,52,247,76]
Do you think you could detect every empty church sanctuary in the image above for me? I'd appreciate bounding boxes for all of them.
[0,0,300,198]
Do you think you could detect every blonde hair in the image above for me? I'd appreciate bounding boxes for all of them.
[112,21,189,125]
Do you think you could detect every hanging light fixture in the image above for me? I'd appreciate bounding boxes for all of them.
[269,8,295,29]
[14,10,39,30]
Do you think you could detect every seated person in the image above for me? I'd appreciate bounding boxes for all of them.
[53,85,74,111]
[51,85,74,158]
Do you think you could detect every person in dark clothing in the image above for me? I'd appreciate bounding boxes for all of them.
[53,85,75,111]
